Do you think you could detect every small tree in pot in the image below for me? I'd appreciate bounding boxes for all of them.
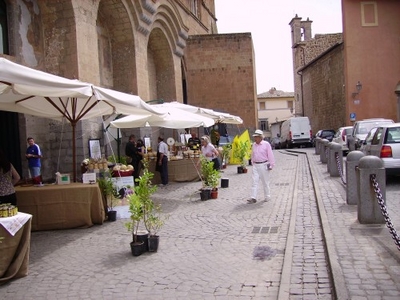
[233,140,250,173]
[125,163,158,256]
[97,177,119,221]
[144,204,168,252]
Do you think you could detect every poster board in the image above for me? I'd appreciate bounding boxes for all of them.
[111,176,134,199]
[88,139,101,159]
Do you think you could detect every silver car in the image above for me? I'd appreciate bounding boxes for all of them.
[362,123,400,176]
[333,126,353,153]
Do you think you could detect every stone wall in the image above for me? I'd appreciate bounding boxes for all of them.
[185,33,257,131]
[301,44,345,134]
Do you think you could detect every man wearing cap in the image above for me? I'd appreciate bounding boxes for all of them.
[247,129,275,204]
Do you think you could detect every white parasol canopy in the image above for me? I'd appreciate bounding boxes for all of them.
[110,106,215,129]
[0,58,165,181]
[153,101,243,124]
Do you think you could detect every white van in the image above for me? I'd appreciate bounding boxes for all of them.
[279,117,312,148]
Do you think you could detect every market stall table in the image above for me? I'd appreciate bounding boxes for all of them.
[147,158,201,184]
[0,213,32,284]
[15,183,105,231]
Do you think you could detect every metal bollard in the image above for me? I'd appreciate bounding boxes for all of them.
[315,137,321,155]
[357,155,386,224]
[346,151,364,205]
[320,139,329,164]
[328,142,342,177]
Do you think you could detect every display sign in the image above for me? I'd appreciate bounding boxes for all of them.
[111,176,134,199]
[350,112,356,121]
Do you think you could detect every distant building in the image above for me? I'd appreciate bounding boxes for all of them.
[257,88,294,138]
[290,0,400,134]
[0,0,257,180]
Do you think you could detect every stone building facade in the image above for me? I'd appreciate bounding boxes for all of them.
[290,15,343,125]
[290,0,400,134]
[0,0,256,181]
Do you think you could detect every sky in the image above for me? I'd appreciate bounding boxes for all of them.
[214,0,343,94]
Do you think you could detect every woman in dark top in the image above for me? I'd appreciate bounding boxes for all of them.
[0,149,21,205]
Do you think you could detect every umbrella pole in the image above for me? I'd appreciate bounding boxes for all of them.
[72,123,77,182]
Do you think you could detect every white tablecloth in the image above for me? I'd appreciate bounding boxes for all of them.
[0,213,32,236]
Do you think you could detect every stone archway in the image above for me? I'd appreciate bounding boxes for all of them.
[97,0,138,94]
[147,27,175,101]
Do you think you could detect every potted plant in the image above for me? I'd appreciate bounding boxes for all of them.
[221,143,232,169]
[208,170,221,199]
[199,156,221,200]
[233,140,250,173]
[125,165,158,256]
[144,204,168,252]
[97,177,119,221]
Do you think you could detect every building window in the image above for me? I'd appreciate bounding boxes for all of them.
[0,0,9,54]
[259,101,265,110]
[191,0,199,18]
[361,1,378,27]
[260,120,268,131]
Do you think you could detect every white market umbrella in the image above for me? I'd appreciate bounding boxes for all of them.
[110,107,215,129]
[154,101,243,124]
[0,58,164,181]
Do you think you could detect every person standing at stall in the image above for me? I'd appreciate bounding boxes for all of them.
[0,148,21,205]
[156,136,168,186]
[25,137,42,178]
[188,131,201,150]
[200,135,220,170]
[134,139,145,179]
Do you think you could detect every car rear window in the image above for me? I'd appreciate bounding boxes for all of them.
[386,128,400,144]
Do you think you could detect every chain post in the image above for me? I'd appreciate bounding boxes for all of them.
[335,152,346,185]
[370,174,400,251]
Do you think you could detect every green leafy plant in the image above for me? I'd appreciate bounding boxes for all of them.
[97,177,119,211]
[144,204,168,237]
[199,155,221,188]
[124,166,158,243]
[233,140,250,168]
[108,155,128,165]
[221,143,232,165]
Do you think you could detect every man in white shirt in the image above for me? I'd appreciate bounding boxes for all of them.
[248,130,275,204]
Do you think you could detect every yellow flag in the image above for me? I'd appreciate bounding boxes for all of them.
[231,130,251,165]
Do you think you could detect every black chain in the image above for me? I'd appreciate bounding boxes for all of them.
[370,174,400,251]
[335,152,346,185]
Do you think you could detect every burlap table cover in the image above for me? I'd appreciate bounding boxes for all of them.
[0,216,32,283]
[15,183,105,231]
[147,158,201,184]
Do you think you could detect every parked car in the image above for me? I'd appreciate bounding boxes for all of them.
[347,118,394,151]
[359,127,378,153]
[218,135,234,147]
[315,129,336,141]
[332,126,353,153]
[270,137,281,149]
[361,123,400,176]
[280,117,313,148]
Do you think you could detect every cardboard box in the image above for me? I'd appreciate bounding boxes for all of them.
[57,173,71,185]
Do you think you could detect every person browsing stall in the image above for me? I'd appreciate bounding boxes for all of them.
[25,137,42,178]
[0,148,21,205]
[247,130,275,204]
[156,136,169,186]
[200,135,220,170]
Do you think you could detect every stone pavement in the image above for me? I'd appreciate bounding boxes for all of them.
[1,149,400,299]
